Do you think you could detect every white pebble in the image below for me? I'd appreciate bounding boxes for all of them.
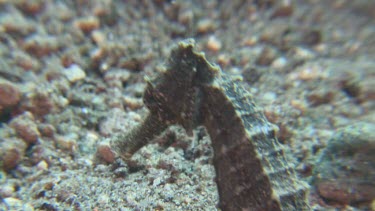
[271,57,287,69]
[63,64,86,82]
[3,197,22,209]
[36,160,48,171]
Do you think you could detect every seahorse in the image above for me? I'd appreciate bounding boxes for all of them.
[111,39,310,211]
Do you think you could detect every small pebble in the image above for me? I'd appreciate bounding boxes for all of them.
[21,91,55,117]
[217,54,230,67]
[307,89,334,106]
[1,13,35,36]
[10,112,40,145]
[0,137,27,171]
[206,36,222,52]
[303,30,322,46]
[14,51,41,71]
[196,19,215,34]
[55,135,78,152]
[241,36,258,46]
[1,148,22,171]
[98,194,110,204]
[242,67,263,84]
[38,124,56,138]
[23,35,60,57]
[271,3,294,19]
[2,197,32,210]
[271,57,287,69]
[0,184,15,198]
[91,30,106,45]
[178,9,194,25]
[288,65,327,81]
[97,142,116,163]
[255,47,278,66]
[290,99,307,114]
[74,16,100,33]
[262,92,277,103]
[63,64,86,82]
[123,96,143,110]
[104,69,131,88]
[293,47,316,60]
[53,2,74,21]
[36,160,48,171]
[15,0,45,15]
[0,81,21,110]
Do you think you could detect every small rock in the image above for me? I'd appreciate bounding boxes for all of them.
[93,1,118,26]
[270,3,294,19]
[63,64,86,82]
[206,36,222,52]
[55,135,78,152]
[0,184,15,198]
[123,96,143,110]
[36,160,48,171]
[196,19,215,34]
[15,0,45,15]
[255,47,278,66]
[38,124,56,138]
[307,88,334,106]
[10,112,40,145]
[91,30,106,45]
[14,50,41,71]
[262,92,277,103]
[23,35,60,57]
[0,13,35,36]
[271,57,287,69]
[98,108,139,136]
[0,138,27,171]
[53,2,74,21]
[98,194,110,204]
[2,197,34,210]
[0,81,21,111]
[3,197,22,209]
[313,122,375,207]
[217,54,231,67]
[97,142,116,163]
[241,36,258,47]
[21,90,55,117]
[303,30,322,46]
[242,66,263,84]
[178,9,194,26]
[1,148,22,171]
[290,99,307,115]
[73,16,100,33]
[104,69,131,88]
[260,24,288,44]
[288,64,327,81]
[293,47,316,60]
[276,123,294,144]
[23,203,34,211]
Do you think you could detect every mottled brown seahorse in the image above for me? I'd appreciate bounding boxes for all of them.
[111,39,310,211]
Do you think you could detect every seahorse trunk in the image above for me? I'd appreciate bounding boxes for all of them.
[201,74,310,211]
